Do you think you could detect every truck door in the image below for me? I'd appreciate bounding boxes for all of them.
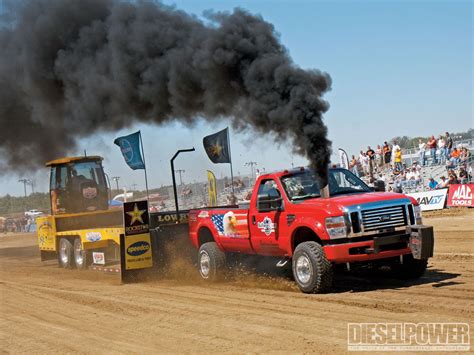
[50,165,69,214]
[249,179,285,256]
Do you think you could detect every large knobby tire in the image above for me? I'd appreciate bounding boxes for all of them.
[392,254,428,279]
[58,238,74,269]
[292,241,333,293]
[73,238,88,270]
[198,242,226,281]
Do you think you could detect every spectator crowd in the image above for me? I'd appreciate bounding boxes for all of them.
[348,132,472,193]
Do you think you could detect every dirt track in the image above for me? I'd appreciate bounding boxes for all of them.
[1,210,473,353]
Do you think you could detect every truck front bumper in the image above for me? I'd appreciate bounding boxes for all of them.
[323,225,434,264]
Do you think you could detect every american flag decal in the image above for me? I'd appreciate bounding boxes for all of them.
[210,212,249,239]
[211,214,225,234]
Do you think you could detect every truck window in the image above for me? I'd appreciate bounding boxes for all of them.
[49,167,56,191]
[282,169,371,201]
[257,179,281,201]
[329,170,368,193]
[69,161,105,185]
[57,166,68,190]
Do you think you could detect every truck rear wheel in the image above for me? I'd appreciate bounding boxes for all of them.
[392,254,428,279]
[292,241,333,293]
[73,238,88,270]
[198,242,226,281]
[58,238,74,269]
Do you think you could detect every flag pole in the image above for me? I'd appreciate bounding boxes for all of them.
[139,131,150,201]
[227,128,235,194]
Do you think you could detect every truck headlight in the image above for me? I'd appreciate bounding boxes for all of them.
[414,205,423,224]
[325,216,349,239]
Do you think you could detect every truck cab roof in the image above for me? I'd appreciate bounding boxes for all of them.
[45,156,103,167]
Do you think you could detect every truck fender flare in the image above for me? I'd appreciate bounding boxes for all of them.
[290,225,325,255]
[197,226,224,250]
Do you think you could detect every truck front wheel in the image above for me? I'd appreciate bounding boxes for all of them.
[58,238,74,269]
[198,242,226,281]
[292,241,333,293]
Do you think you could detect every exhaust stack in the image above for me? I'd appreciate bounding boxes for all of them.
[320,185,330,198]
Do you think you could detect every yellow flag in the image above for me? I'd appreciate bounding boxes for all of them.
[207,170,217,206]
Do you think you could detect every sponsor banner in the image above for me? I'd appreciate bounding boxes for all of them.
[338,148,349,169]
[447,184,474,207]
[122,200,152,270]
[407,189,447,211]
[123,201,150,236]
[114,131,145,170]
[207,170,217,206]
[123,233,153,270]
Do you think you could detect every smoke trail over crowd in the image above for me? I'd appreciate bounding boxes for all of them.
[0,0,331,182]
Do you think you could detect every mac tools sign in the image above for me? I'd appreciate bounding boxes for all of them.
[447,184,474,207]
[407,189,448,211]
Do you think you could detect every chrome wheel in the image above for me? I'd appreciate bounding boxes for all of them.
[295,254,312,284]
[74,239,84,268]
[200,251,211,278]
[59,239,70,266]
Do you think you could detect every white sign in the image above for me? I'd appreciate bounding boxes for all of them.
[407,189,448,211]
[92,252,105,265]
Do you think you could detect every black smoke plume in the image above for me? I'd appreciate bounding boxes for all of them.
[0,0,331,182]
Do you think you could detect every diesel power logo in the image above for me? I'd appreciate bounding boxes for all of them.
[348,323,470,351]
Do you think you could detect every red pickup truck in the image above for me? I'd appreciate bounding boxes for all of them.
[189,167,434,293]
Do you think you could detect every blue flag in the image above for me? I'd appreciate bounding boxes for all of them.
[114,131,145,170]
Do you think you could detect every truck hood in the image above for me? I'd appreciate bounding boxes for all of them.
[296,192,414,216]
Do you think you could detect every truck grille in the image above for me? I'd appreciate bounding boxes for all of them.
[361,205,407,232]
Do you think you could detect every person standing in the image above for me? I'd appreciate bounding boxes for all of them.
[349,155,359,177]
[445,132,453,157]
[391,140,400,167]
[375,144,383,170]
[427,135,437,165]
[394,148,403,172]
[366,146,375,176]
[418,139,426,166]
[438,135,446,164]
[383,141,391,169]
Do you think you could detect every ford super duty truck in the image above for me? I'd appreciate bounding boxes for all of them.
[189,167,434,293]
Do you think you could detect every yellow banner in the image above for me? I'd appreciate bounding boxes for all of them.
[207,170,217,206]
[124,233,153,270]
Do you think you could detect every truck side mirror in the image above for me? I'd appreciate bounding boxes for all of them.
[257,194,283,212]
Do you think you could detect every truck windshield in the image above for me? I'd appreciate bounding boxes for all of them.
[281,168,371,201]
[69,161,106,187]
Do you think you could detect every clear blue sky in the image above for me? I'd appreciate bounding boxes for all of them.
[1,0,472,196]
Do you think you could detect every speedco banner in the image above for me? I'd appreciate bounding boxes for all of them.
[447,184,473,207]
[407,189,448,211]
